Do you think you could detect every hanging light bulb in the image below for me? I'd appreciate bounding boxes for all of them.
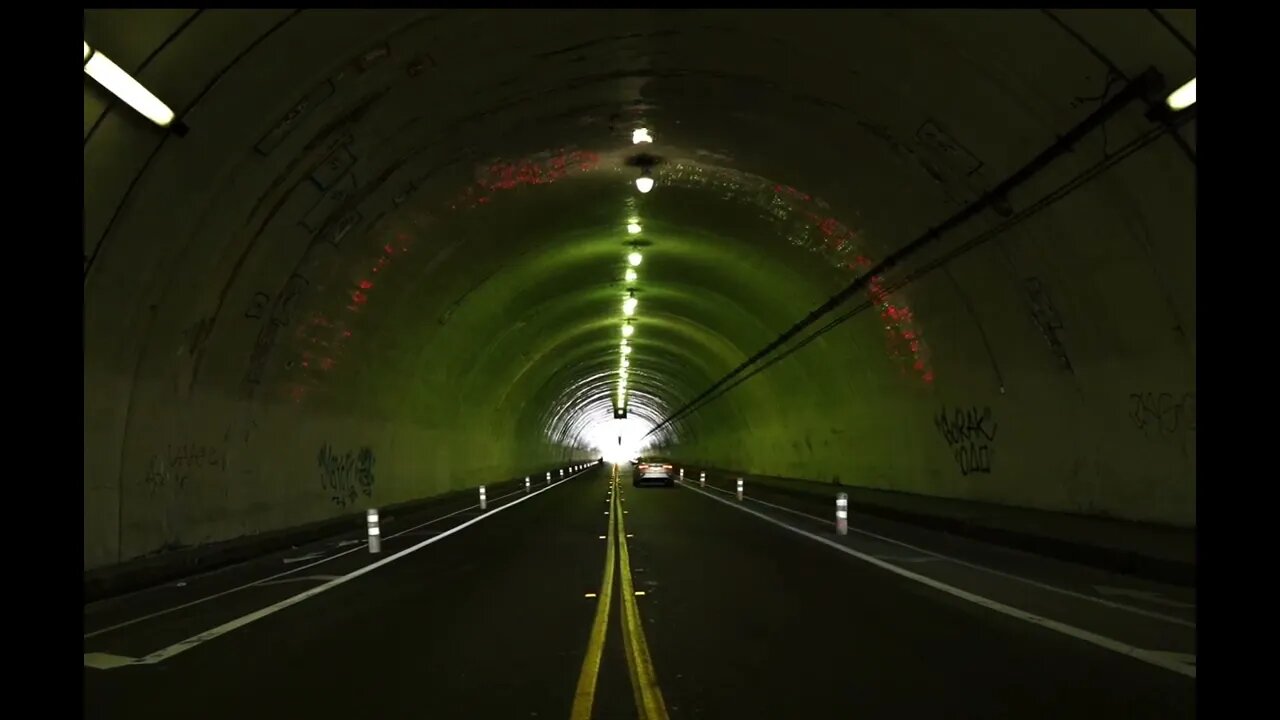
[627,222,642,234]
[635,175,654,193]
[622,323,635,338]
[627,252,643,267]
[622,296,638,315]
[625,268,637,282]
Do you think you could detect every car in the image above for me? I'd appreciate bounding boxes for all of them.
[631,458,676,488]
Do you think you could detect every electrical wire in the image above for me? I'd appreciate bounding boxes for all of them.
[646,72,1190,437]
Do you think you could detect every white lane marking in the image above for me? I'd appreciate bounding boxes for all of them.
[680,483,1196,679]
[872,555,941,564]
[83,652,138,669]
[1094,586,1196,609]
[82,477,575,640]
[1144,650,1196,666]
[335,539,364,548]
[92,474,579,668]
[689,480,1195,628]
[281,552,325,564]
[254,574,342,587]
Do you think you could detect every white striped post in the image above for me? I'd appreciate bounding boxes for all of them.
[479,485,487,510]
[736,478,744,501]
[836,493,849,535]
[525,476,531,493]
[699,471,706,487]
[366,508,381,554]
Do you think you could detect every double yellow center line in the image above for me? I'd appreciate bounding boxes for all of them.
[570,467,669,720]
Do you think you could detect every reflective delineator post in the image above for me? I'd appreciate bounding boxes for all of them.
[679,468,684,481]
[479,485,488,510]
[546,471,552,485]
[366,508,381,554]
[699,471,706,487]
[836,493,849,535]
[525,476,531,493]
[736,478,744,501]
[560,469,565,477]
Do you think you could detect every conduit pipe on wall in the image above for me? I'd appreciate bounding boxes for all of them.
[646,68,1165,439]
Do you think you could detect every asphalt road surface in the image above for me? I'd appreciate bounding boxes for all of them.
[85,463,1195,719]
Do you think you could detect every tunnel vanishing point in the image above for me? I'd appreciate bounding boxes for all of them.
[83,10,1195,574]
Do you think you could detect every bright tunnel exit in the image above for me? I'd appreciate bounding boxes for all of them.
[587,416,656,464]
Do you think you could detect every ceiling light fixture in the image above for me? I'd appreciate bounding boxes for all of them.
[84,40,184,133]
[632,128,653,144]
[1166,77,1196,111]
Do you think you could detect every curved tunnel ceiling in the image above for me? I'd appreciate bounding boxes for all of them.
[83,9,1196,568]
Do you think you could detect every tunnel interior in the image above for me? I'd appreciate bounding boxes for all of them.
[83,9,1196,572]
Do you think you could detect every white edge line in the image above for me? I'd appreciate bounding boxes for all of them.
[83,652,139,670]
[254,574,343,587]
[680,482,1196,679]
[84,468,593,642]
[690,480,1194,628]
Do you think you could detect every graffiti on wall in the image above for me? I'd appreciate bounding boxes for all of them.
[1128,392,1196,437]
[253,40,393,157]
[142,443,227,493]
[1025,277,1073,372]
[243,272,313,387]
[934,405,997,476]
[317,443,376,508]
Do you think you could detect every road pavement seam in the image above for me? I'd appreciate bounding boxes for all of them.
[83,467,594,669]
[687,479,1194,628]
[679,482,1196,680]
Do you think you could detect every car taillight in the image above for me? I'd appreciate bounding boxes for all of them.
[663,464,673,469]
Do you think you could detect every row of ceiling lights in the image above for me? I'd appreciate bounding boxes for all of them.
[616,128,654,413]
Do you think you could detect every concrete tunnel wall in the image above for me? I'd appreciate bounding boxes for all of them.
[83,9,1196,571]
